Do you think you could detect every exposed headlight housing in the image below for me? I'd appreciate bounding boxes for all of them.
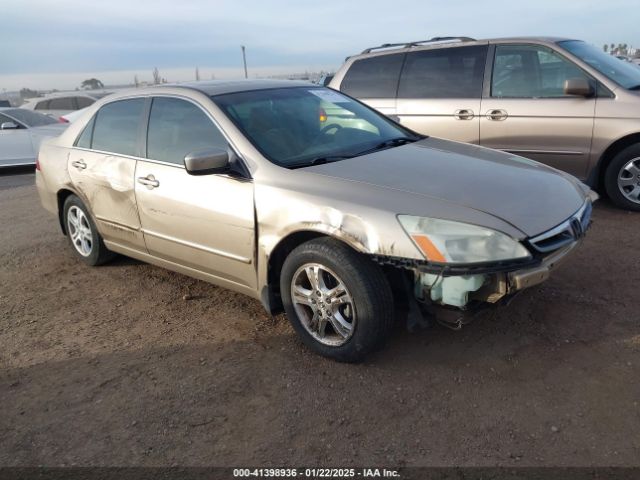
[398,215,531,264]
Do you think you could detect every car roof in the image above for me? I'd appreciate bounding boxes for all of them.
[159,79,313,96]
[354,36,578,57]
[24,91,113,102]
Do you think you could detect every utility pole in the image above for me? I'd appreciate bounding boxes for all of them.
[241,45,248,79]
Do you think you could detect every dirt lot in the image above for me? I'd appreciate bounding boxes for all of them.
[1,170,639,468]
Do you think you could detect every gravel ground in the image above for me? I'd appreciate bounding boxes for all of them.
[0,171,639,467]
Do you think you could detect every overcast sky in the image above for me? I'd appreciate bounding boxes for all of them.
[2,0,638,90]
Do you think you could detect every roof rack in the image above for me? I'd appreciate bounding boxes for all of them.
[361,36,476,54]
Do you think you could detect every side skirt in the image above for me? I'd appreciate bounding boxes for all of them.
[104,241,260,301]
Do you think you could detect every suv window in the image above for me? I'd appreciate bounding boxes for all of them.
[492,45,590,98]
[91,98,145,156]
[47,97,75,110]
[76,97,95,109]
[146,97,227,165]
[340,53,404,98]
[34,100,50,110]
[398,45,488,99]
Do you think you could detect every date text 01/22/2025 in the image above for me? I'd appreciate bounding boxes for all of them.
[232,468,401,478]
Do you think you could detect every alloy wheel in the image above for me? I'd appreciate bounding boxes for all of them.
[67,205,93,257]
[618,157,640,205]
[290,263,356,346]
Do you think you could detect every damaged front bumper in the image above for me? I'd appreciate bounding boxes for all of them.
[413,239,582,309]
[372,198,594,316]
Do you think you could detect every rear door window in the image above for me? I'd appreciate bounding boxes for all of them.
[34,100,50,110]
[398,45,488,98]
[146,97,228,165]
[76,97,95,109]
[91,98,145,156]
[340,53,405,98]
[47,97,76,110]
[75,116,95,148]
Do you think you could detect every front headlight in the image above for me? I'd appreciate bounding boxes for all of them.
[398,215,531,264]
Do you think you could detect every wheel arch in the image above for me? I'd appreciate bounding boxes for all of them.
[263,230,365,315]
[590,133,640,192]
[56,188,78,235]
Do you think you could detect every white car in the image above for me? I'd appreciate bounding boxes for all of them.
[21,92,113,119]
[0,108,68,167]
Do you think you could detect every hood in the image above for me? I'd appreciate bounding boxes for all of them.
[305,137,588,237]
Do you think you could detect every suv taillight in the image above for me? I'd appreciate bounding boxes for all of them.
[35,157,41,171]
[58,117,69,123]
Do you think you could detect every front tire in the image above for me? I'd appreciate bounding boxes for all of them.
[63,195,114,266]
[280,237,394,362]
[604,144,640,211]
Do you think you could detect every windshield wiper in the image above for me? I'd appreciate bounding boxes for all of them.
[285,136,421,169]
[287,155,354,169]
[352,136,419,157]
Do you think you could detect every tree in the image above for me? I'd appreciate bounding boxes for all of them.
[195,67,200,81]
[19,88,39,99]
[152,67,161,85]
[81,78,104,90]
[134,75,139,88]
[603,44,608,52]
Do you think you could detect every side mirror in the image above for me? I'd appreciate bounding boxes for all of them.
[564,78,594,97]
[184,147,230,175]
[0,121,19,130]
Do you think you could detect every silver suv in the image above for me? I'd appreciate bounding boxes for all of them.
[330,36,640,211]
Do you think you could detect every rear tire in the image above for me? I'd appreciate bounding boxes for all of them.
[63,195,115,266]
[604,144,640,211]
[280,237,394,362]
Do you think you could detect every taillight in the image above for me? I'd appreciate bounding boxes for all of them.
[35,157,41,171]
[319,107,327,123]
[58,117,69,123]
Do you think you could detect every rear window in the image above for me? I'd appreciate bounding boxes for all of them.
[35,100,50,110]
[3,108,58,127]
[398,45,488,99]
[340,53,405,98]
[76,97,95,108]
[47,97,76,110]
[91,99,145,156]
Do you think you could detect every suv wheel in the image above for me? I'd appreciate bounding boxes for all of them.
[280,237,394,362]
[604,144,640,211]
[63,195,115,266]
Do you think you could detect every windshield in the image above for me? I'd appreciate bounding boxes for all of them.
[559,40,640,90]
[212,87,420,168]
[4,108,58,127]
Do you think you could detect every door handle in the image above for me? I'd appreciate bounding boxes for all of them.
[71,160,86,170]
[454,109,474,120]
[137,175,159,189]
[486,109,508,121]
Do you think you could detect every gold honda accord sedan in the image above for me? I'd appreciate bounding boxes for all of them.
[36,80,596,361]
